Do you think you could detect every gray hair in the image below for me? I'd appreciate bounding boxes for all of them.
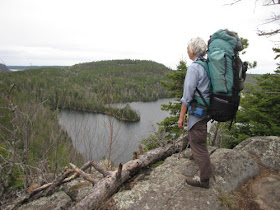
[188,37,207,57]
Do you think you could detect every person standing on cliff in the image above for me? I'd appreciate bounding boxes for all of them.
[178,37,213,189]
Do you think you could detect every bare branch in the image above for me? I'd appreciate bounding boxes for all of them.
[138,144,144,155]
[44,168,75,196]
[258,12,280,26]
[69,163,97,185]
[133,151,138,160]
[257,28,280,36]
[116,163,122,180]
[90,161,111,177]
[223,0,242,6]
[62,161,92,183]
[263,0,280,6]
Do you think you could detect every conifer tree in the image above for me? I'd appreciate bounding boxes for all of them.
[228,60,280,145]
[159,60,187,139]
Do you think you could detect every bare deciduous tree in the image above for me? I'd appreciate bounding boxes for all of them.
[228,0,280,37]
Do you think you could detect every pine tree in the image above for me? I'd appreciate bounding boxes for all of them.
[159,60,187,139]
[225,51,280,147]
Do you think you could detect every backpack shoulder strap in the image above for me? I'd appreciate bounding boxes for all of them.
[193,58,210,78]
[193,58,211,108]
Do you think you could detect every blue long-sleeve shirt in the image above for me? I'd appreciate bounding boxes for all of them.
[181,58,210,130]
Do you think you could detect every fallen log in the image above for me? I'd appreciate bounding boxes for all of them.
[9,134,188,210]
[10,161,93,209]
[90,161,112,177]
[71,134,188,209]
[69,163,97,185]
[45,168,75,196]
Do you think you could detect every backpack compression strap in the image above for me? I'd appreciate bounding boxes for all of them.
[195,88,209,109]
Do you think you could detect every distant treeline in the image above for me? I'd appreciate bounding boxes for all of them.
[7,66,67,71]
[2,59,171,121]
[242,74,261,92]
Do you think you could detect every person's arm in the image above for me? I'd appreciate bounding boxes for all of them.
[178,103,188,130]
[178,64,199,130]
[180,65,199,107]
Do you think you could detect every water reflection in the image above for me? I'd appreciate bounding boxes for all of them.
[58,98,174,164]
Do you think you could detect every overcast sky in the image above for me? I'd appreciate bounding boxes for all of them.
[0,0,279,73]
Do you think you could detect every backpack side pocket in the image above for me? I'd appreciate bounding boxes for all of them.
[209,49,229,94]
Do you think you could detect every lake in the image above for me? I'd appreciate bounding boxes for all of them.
[58,98,174,164]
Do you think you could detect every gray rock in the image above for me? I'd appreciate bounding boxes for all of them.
[113,146,260,209]
[211,148,259,193]
[18,191,72,210]
[234,136,280,170]
[63,179,93,202]
[113,154,221,210]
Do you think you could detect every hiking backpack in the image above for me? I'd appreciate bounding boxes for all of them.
[194,29,248,127]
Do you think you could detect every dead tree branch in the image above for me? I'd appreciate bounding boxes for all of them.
[41,168,74,197]
[258,28,280,36]
[90,161,111,177]
[71,134,188,209]
[9,134,188,210]
[10,161,92,209]
[138,144,144,155]
[69,163,97,185]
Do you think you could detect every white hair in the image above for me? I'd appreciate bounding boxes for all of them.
[188,37,207,57]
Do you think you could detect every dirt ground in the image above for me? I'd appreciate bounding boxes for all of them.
[233,165,280,210]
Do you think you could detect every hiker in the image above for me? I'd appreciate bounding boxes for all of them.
[178,37,213,189]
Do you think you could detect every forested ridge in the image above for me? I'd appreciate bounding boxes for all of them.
[0,59,171,200]
[2,59,171,121]
[71,59,171,104]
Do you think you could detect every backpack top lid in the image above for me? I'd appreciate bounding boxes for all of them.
[209,29,242,55]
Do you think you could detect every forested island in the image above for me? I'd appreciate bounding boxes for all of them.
[0,59,171,199]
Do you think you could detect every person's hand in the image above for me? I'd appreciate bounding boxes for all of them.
[178,118,184,130]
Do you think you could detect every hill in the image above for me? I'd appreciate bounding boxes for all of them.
[1,59,171,121]
[70,59,172,103]
[0,63,10,72]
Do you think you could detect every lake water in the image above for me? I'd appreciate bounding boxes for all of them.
[58,98,174,164]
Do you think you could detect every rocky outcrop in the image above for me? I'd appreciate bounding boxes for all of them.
[210,148,259,193]
[234,136,280,170]
[113,136,279,210]
[10,136,280,209]
[17,191,72,210]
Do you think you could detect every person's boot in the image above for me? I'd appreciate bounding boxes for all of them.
[185,176,209,189]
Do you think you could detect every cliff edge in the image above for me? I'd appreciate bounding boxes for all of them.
[13,136,280,210]
[112,136,279,210]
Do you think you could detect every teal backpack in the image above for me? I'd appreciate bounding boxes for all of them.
[194,29,247,127]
